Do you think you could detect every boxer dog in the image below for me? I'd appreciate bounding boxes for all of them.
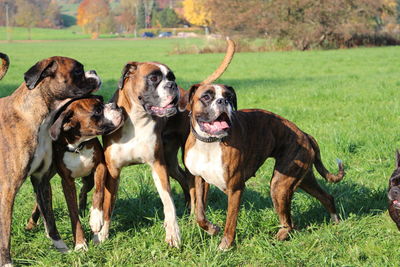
[97,39,236,247]
[25,96,123,251]
[184,83,345,250]
[0,53,9,80]
[0,56,101,266]
[387,150,400,230]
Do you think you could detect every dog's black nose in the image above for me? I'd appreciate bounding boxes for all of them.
[89,70,97,75]
[216,98,229,106]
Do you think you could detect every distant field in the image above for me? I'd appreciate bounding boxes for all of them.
[0,39,400,266]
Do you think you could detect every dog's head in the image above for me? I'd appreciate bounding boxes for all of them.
[49,96,124,143]
[388,150,400,209]
[187,84,237,140]
[118,61,179,117]
[24,56,101,102]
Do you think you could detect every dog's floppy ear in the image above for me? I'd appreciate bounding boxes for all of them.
[49,109,73,141]
[225,85,237,111]
[24,59,58,90]
[188,84,200,105]
[395,149,400,169]
[178,87,189,112]
[118,62,138,90]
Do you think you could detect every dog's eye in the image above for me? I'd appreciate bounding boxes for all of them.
[74,68,83,76]
[150,76,159,83]
[93,106,103,116]
[201,94,211,101]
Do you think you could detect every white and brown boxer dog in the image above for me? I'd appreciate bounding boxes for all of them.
[96,39,236,247]
[25,96,123,251]
[0,55,101,266]
[184,83,345,250]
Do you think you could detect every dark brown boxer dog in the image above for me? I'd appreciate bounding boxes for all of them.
[184,83,345,250]
[387,150,400,230]
[26,96,123,251]
[0,53,9,80]
[0,56,101,266]
[97,40,235,247]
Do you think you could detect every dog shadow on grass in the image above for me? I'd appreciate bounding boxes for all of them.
[108,177,388,235]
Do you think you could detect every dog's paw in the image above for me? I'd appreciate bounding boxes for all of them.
[164,219,181,248]
[206,223,221,236]
[52,239,70,253]
[93,220,110,244]
[218,237,233,251]
[89,207,104,233]
[74,242,88,252]
[275,227,291,241]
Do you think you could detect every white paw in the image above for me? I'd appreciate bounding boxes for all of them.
[3,263,13,267]
[89,207,104,233]
[52,239,69,253]
[331,213,340,223]
[164,219,181,248]
[93,220,109,244]
[74,242,88,251]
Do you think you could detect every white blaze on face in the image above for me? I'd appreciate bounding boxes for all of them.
[152,63,174,108]
[84,71,102,90]
[104,103,123,129]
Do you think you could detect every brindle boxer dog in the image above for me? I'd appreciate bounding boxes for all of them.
[387,150,400,230]
[184,83,345,250]
[0,53,9,80]
[25,96,123,251]
[97,40,236,247]
[0,55,101,266]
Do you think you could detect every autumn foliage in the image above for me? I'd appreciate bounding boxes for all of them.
[77,0,112,37]
[182,0,211,27]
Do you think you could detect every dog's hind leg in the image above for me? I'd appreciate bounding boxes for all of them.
[79,174,94,217]
[25,203,41,230]
[270,165,306,241]
[299,171,339,223]
[31,174,69,253]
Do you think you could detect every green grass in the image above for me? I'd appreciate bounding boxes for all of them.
[0,39,400,266]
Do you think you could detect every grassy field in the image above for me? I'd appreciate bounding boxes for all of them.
[0,39,400,266]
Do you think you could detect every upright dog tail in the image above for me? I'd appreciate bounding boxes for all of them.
[200,37,236,85]
[0,53,9,81]
[308,134,345,183]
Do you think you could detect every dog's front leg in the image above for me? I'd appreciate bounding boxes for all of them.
[89,162,107,234]
[150,159,181,247]
[31,174,69,253]
[0,179,22,266]
[219,186,244,251]
[60,175,87,251]
[194,175,220,235]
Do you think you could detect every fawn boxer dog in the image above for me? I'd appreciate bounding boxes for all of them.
[97,39,236,247]
[0,55,101,266]
[184,83,345,250]
[0,53,9,80]
[25,96,123,251]
[387,150,400,230]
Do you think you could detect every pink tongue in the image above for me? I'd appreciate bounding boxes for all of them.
[204,121,229,134]
[394,200,399,204]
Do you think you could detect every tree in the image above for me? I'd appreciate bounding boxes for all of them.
[152,7,181,27]
[136,0,146,29]
[182,0,211,33]
[14,0,41,39]
[77,0,113,38]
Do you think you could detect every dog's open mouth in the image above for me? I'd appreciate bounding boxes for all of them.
[393,200,400,209]
[147,96,178,117]
[198,113,231,135]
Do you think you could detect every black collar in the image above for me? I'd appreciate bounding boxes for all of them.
[65,141,88,153]
[190,120,225,143]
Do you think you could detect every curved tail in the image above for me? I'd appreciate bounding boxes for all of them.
[308,134,345,183]
[200,38,235,85]
[0,53,10,81]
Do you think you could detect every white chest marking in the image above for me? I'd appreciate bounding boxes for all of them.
[109,112,157,168]
[185,140,227,192]
[63,147,95,178]
[29,116,53,178]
